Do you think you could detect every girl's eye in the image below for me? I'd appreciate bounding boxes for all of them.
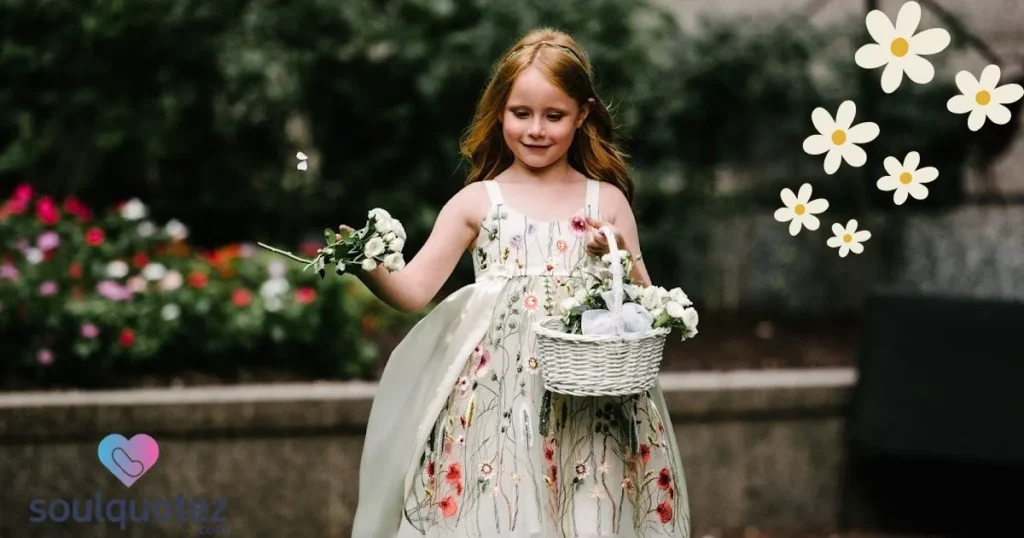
[547,114,563,121]
[514,111,529,119]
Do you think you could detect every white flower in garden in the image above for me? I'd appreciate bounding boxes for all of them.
[267,260,286,279]
[127,276,147,293]
[773,183,829,236]
[106,260,130,279]
[259,278,290,299]
[161,303,181,321]
[946,64,1024,131]
[364,237,386,258]
[665,301,687,319]
[165,219,189,240]
[361,258,377,271]
[137,221,156,238]
[854,1,950,93]
[24,248,43,265]
[802,100,880,175]
[120,198,147,220]
[264,296,283,312]
[296,151,309,171]
[142,262,167,281]
[827,219,872,258]
[383,252,406,271]
[876,151,939,205]
[160,271,183,291]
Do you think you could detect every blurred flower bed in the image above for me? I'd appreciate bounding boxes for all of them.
[0,184,425,389]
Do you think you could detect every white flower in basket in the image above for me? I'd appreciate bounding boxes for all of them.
[532,227,699,397]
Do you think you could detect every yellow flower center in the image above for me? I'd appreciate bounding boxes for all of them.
[794,203,806,215]
[975,90,991,106]
[843,233,853,243]
[831,129,847,145]
[899,172,913,185]
[890,37,910,57]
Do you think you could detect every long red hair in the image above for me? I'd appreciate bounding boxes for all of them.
[459,28,634,203]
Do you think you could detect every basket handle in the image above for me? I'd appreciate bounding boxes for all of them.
[601,225,625,335]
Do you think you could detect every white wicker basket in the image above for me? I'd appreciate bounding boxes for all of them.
[532,227,670,397]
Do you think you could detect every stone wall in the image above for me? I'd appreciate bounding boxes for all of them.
[0,370,856,538]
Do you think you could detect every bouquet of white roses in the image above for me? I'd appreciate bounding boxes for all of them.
[258,208,406,279]
[560,251,698,341]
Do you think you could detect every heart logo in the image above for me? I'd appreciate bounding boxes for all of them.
[98,434,159,487]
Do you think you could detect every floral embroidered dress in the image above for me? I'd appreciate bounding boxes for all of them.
[399,179,690,538]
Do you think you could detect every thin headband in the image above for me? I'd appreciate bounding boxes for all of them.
[508,41,586,65]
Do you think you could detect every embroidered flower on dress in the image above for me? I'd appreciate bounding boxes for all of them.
[589,484,605,499]
[439,495,457,517]
[657,468,672,490]
[526,356,539,374]
[639,443,651,463]
[479,462,495,480]
[523,293,539,310]
[656,500,673,523]
[569,215,588,235]
[555,239,568,253]
[574,460,590,480]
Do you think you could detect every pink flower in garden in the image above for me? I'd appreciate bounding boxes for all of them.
[81,323,100,339]
[37,349,54,366]
[38,281,58,296]
[11,184,33,202]
[36,231,60,252]
[126,276,147,294]
[160,270,183,291]
[62,197,93,222]
[0,262,19,281]
[35,196,61,225]
[84,227,105,247]
[97,280,133,302]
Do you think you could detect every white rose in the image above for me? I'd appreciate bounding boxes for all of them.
[25,248,43,265]
[106,260,129,279]
[384,232,396,242]
[364,237,386,258]
[383,252,405,271]
[160,271,183,291]
[361,258,378,271]
[160,303,181,321]
[259,278,290,299]
[389,237,405,253]
[561,297,579,311]
[666,301,687,319]
[375,216,394,234]
[650,306,665,319]
[368,208,392,221]
[121,198,148,220]
[137,221,156,237]
[165,219,188,240]
[392,219,407,240]
[682,307,699,329]
[669,288,691,307]
[142,263,167,281]
[640,286,660,307]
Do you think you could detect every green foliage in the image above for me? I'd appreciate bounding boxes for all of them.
[0,183,423,387]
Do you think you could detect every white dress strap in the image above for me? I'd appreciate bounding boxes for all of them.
[585,179,600,217]
[483,180,504,205]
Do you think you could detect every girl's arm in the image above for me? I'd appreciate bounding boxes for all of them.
[353,185,484,312]
[585,183,652,287]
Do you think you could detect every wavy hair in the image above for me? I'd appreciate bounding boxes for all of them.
[459,28,634,203]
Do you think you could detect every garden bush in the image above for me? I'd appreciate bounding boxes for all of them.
[0,183,422,388]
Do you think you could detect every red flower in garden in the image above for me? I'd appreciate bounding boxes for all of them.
[188,271,209,289]
[294,287,317,305]
[656,500,673,523]
[85,227,105,247]
[119,329,136,347]
[231,288,252,307]
[132,252,149,269]
[12,184,33,201]
[35,196,61,225]
[68,262,82,279]
[62,197,93,222]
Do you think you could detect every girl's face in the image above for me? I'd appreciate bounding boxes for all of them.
[501,66,589,171]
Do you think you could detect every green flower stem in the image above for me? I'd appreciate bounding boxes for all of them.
[256,242,315,265]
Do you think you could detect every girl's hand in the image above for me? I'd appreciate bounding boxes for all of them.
[584,216,625,258]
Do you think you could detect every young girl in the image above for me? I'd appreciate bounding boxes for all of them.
[351,28,690,538]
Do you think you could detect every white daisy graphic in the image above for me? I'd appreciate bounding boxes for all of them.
[946,64,1024,131]
[876,151,939,205]
[802,100,880,175]
[773,183,830,236]
[827,220,872,258]
[854,1,951,93]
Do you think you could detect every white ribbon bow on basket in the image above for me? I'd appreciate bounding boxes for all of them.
[580,226,654,339]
